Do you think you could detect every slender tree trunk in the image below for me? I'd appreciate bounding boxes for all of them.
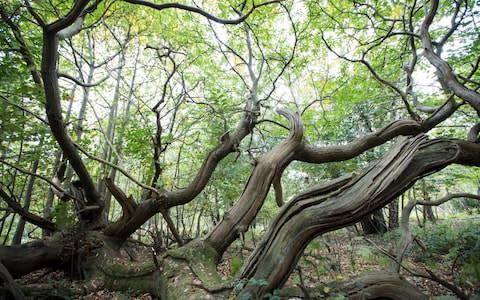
[420,180,435,222]
[388,197,399,230]
[101,49,138,219]
[2,214,15,245]
[12,157,40,244]
[97,61,123,215]
[43,86,76,237]
[64,64,94,183]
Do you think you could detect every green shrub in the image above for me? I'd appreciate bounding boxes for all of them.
[417,220,480,287]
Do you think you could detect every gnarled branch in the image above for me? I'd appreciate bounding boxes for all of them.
[122,0,280,25]
[238,136,480,298]
[206,109,304,256]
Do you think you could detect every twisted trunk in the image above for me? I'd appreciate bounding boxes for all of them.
[237,136,480,298]
[206,109,304,256]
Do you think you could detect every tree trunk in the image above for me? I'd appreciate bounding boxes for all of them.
[0,137,478,300]
[102,50,138,219]
[388,197,399,230]
[0,260,25,300]
[42,30,104,220]
[360,208,387,234]
[0,239,64,278]
[331,272,427,300]
[43,85,76,237]
[206,110,304,256]
[12,158,40,245]
[237,136,479,298]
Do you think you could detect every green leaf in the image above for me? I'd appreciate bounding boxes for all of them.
[230,255,243,277]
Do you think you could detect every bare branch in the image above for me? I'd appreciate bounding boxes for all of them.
[0,159,74,200]
[122,0,280,25]
[57,14,86,40]
[436,0,467,56]
[73,143,159,194]
[58,68,116,88]
[416,192,480,206]
[208,21,250,89]
[255,119,289,131]
[260,2,299,103]
[320,32,420,120]
[420,0,480,114]
[0,6,42,84]
[24,0,46,26]
[0,188,57,232]
[0,95,49,125]
[46,0,101,34]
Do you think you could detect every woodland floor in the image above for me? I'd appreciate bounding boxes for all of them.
[16,222,476,299]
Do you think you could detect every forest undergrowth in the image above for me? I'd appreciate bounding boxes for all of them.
[15,216,480,299]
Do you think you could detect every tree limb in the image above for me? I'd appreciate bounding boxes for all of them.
[0,95,49,125]
[416,192,480,206]
[0,6,42,85]
[0,159,75,200]
[0,188,57,232]
[0,260,24,300]
[122,0,280,25]
[420,0,480,114]
[294,96,460,164]
[238,136,480,298]
[73,143,158,194]
[206,109,304,255]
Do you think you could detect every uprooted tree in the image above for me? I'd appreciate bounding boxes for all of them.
[0,0,479,299]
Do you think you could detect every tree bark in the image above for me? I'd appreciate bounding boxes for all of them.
[0,239,63,278]
[388,197,399,230]
[237,136,480,298]
[206,109,304,256]
[360,209,387,234]
[420,0,480,115]
[105,108,259,241]
[41,6,104,226]
[12,137,44,243]
[12,158,40,245]
[331,272,427,300]
[0,260,25,300]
